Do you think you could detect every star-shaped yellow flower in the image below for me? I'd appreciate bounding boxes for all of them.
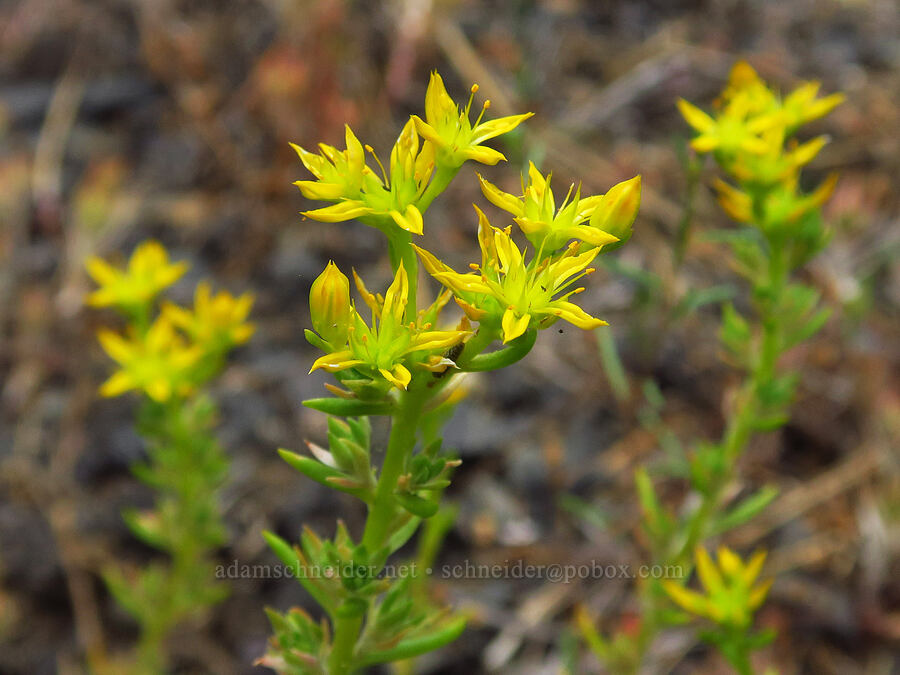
[411,71,533,168]
[162,282,255,352]
[415,208,606,343]
[309,263,470,390]
[478,162,639,252]
[293,120,432,235]
[86,240,187,311]
[97,317,203,402]
[663,546,772,630]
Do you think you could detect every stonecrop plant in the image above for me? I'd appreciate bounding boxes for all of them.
[260,72,640,674]
[87,241,254,673]
[576,62,843,673]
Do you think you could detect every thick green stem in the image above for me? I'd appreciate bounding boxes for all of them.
[362,391,427,560]
[328,612,365,675]
[416,165,459,214]
[455,327,537,373]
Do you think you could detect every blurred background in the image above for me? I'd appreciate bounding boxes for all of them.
[1,0,898,673]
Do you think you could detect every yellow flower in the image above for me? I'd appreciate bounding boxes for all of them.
[293,120,431,235]
[478,163,630,252]
[414,208,607,343]
[86,240,187,310]
[97,317,203,402]
[309,264,470,390]
[680,61,843,174]
[411,71,533,168]
[662,546,772,630]
[162,282,255,351]
[715,172,837,230]
[677,95,774,157]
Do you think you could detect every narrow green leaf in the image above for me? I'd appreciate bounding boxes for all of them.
[712,485,779,535]
[303,397,394,416]
[355,616,467,667]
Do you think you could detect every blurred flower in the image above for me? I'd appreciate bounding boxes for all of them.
[97,317,202,402]
[478,163,631,252]
[415,208,606,343]
[163,282,255,352]
[715,172,837,231]
[310,264,470,390]
[663,547,772,630]
[86,240,187,311]
[411,71,532,168]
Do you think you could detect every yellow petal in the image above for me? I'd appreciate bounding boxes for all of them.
[690,135,720,153]
[411,115,446,148]
[294,180,346,201]
[662,581,708,616]
[748,578,773,611]
[548,301,607,330]
[717,546,743,579]
[478,174,524,217]
[677,99,716,133]
[302,201,373,223]
[97,329,133,364]
[382,264,409,323]
[501,308,530,343]
[99,371,135,398]
[470,112,534,144]
[380,364,411,390]
[695,547,724,594]
[85,257,120,286]
[309,350,365,374]
[462,145,507,166]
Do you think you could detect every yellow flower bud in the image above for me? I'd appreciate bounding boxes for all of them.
[310,261,351,346]
[588,175,641,252]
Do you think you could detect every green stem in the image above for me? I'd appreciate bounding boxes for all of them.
[634,232,788,671]
[328,612,365,675]
[457,329,536,372]
[416,165,460,214]
[362,391,427,561]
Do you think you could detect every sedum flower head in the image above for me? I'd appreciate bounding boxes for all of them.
[678,60,843,177]
[293,120,432,235]
[414,208,607,343]
[477,162,635,252]
[97,317,203,403]
[309,263,470,390]
[412,71,533,169]
[162,282,255,352]
[663,546,772,630]
[86,240,187,311]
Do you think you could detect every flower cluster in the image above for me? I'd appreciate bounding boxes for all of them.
[308,262,470,391]
[293,72,532,237]
[87,240,254,402]
[663,547,771,630]
[679,61,842,239]
[299,72,641,394]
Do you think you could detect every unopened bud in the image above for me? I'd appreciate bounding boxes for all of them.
[310,261,351,346]
[589,175,641,252]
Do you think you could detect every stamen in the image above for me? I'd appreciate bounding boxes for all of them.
[474,100,490,126]
[365,144,390,186]
[469,263,480,270]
